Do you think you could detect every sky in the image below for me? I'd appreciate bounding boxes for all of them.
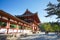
[0,0,58,23]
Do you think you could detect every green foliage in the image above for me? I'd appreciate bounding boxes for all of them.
[19,26,22,29]
[40,22,60,32]
[44,0,60,32]
[41,23,52,32]
[10,24,16,28]
[0,22,6,27]
[0,22,2,26]
[51,22,60,31]
[45,0,60,19]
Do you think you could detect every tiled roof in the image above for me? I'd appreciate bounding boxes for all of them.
[16,9,37,17]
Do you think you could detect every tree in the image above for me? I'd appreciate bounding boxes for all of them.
[50,22,60,32]
[45,0,60,19]
[0,22,2,26]
[41,23,53,32]
[39,24,45,32]
[10,24,16,28]
[0,22,6,27]
[44,23,52,32]
[40,22,60,32]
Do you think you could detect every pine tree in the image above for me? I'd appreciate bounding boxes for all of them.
[45,0,60,19]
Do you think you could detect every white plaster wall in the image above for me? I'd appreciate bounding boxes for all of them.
[0,28,7,33]
[0,28,32,34]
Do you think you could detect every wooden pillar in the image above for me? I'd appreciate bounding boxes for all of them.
[0,16,2,29]
[22,23,25,34]
[37,26,39,31]
[35,26,38,31]
[21,23,24,29]
[6,19,10,34]
[16,24,19,33]
[32,24,35,32]
[24,24,26,29]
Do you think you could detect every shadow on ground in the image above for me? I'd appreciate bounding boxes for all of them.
[0,34,7,40]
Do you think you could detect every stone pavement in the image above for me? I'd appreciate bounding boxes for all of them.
[0,33,60,40]
[17,33,60,40]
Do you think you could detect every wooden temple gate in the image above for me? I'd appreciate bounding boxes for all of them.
[0,10,32,34]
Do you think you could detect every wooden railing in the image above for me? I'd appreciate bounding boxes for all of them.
[0,10,32,34]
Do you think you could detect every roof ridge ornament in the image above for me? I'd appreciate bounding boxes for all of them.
[23,9,33,15]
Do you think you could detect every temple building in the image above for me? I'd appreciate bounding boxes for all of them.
[16,9,41,33]
[0,9,40,34]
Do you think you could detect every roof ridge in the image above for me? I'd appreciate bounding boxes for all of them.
[23,9,33,15]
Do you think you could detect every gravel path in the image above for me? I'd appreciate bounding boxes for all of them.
[17,34,60,40]
[0,33,60,40]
